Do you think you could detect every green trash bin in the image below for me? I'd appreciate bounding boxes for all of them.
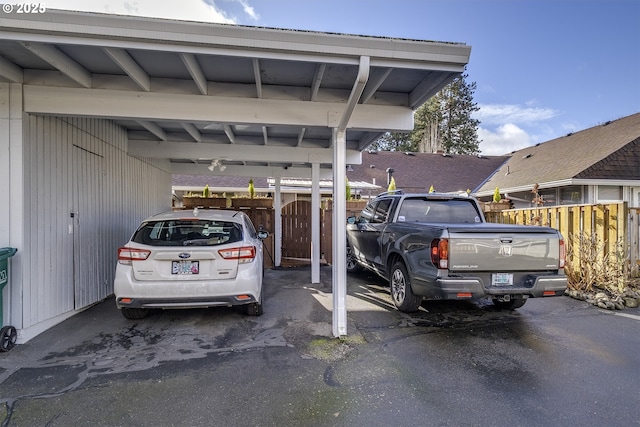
[0,247,18,352]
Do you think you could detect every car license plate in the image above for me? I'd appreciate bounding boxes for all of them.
[172,260,199,275]
[492,273,513,286]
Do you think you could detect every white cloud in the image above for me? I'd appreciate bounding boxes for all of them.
[237,0,259,20]
[478,123,531,156]
[476,103,558,126]
[474,103,561,155]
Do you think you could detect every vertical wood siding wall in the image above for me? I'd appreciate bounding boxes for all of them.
[22,115,171,328]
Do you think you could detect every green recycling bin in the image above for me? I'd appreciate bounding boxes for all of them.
[0,247,18,352]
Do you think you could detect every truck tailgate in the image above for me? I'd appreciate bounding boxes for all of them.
[448,229,561,272]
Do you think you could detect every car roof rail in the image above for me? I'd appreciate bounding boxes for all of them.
[376,189,404,197]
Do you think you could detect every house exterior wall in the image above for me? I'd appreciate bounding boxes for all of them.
[8,113,171,343]
[493,183,640,209]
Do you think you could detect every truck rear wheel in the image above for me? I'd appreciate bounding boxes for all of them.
[390,261,422,312]
[346,244,363,273]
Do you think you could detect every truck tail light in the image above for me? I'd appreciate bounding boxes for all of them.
[219,246,256,264]
[118,247,151,264]
[559,239,566,269]
[430,239,449,269]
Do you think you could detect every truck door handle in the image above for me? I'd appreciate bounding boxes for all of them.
[500,238,513,243]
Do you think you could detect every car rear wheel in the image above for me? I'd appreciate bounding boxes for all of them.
[390,261,422,312]
[121,307,149,319]
[245,289,263,316]
[492,297,527,310]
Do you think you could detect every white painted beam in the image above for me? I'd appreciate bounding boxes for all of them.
[262,126,268,145]
[180,53,207,95]
[361,68,392,104]
[103,47,150,91]
[19,42,91,88]
[252,58,262,99]
[23,85,414,131]
[170,162,334,179]
[181,123,202,142]
[310,63,325,101]
[297,128,306,146]
[129,139,362,165]
[409,72,456,109]
[223,124,235,144]
[357,131,385,151]
[137,120,167,140]
[0,57,23,83]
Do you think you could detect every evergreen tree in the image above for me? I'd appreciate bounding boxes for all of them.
[436,71,481,154]
[371,131,414,152]
[369,69,481,154]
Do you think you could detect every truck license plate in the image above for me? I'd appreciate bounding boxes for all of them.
[492,273,513,286]
[172,260,199,275]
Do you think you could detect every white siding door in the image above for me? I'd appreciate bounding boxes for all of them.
[72,146,106,309]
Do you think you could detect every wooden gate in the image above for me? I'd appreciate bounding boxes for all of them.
[282,201,315,266]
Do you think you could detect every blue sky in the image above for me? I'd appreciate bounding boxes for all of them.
[22,0,640,155]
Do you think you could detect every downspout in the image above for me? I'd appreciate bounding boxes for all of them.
[332,56,370,337]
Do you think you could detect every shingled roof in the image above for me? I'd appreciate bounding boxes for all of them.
[476,112,640,196]
[172,151,510,195]
[346,151,510,194]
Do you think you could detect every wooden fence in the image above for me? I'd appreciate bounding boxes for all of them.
[484,203,640,280]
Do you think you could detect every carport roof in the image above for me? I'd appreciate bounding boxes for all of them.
[0,9,471,178]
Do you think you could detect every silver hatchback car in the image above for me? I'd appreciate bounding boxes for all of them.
[114,209,268,319]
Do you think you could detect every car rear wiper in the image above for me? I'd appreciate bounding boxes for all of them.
[182,239,211,246]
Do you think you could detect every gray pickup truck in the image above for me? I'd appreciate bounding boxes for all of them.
[346,191,567,311]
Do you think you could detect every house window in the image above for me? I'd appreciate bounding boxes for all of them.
[597,185,622,202]
[559,186,583,205]
[631,187,640,207]
[536,188,556,206]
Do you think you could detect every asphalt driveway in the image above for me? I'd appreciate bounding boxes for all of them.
[1,266,639,426]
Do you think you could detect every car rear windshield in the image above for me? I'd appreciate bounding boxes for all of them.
[396,198,481,224]
[132,219,243,246]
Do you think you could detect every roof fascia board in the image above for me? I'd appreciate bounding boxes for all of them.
[0,30,356,66]
[1,11,471,65]
[24,85,414,131]
[1,31,469,70]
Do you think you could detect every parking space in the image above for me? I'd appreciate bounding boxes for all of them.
[1,266,639,426]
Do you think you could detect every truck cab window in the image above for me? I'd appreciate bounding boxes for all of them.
[371,199,392,224]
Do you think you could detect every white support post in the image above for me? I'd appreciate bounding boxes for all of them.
[274,177,282,267]
[311,162,320,283]
[0,83,25,331]
[332,129,348,337]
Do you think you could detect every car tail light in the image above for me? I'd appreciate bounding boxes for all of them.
[430,239,448,269]
[559,239,566,269]
[218,246,256,264]
[118,247,151,264]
